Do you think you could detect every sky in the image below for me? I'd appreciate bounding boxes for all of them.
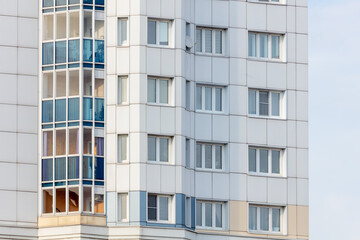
[309,0,360,239]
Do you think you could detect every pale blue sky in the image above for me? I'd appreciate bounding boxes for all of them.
[309,0,360,239]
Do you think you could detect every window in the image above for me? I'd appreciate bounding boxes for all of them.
[248,33,282,60]
[196,143,224,170]
[84,11,92,38]
[147,78,171,104]
[118,18,128,45]
[185,197,191,227]
[196,201,224,230]
[118,193,128,221]
[196,27,224,54]
[249,205,283,233]
[148,194,172,222]
[43,72,53,98]
[148,19,171,46]
[248,89,283,117]
[148,136,171,163]
[69,11,80,38]
[248,147,283,175]
[43,14,53,41]
[186,139,190,168]
[196,85,223,112]
[186,80,190,110]
[118,135,128,163]
[118,76,128,104]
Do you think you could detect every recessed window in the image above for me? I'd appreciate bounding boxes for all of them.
[196,143,224,170]
[248,32,282,60]
[186,139,190,168]
[148,19,171,46]
[148,194,172,222]
[248,89,283,117]
[196,27,225,54]
[196,85,223,112]
[249,205,283,234]
[118,18,128,45]
[118,135,128,163]
[118,76,128,104]
[248,147,283,175]
[118,193,128,221]
[196,201,224,230]
[147,77,171,105]
[185,197,191,227]
[186,80,190,110]
[148,136,171,163]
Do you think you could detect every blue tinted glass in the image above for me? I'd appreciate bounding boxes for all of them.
[55,0,66,6]
[42,159,53,181]
[42,43,53,65]
[95,0,104,5]
[42,100,53,123]
[55,41,66,64]
[95,6,104,10]
[95,98,104,121]
[68,98,79,121]
[68,157,79,179]
[83,156,93,179]
[68,40,80,62]
[55,99,66,122]
[94,40,104,63]
[55,158,66,180]
[68,0,80,4]
[43,0,54,7]
[94,157,104,180]
[83,0,93,3]
[83,39,93,62]
[83,98,93,120]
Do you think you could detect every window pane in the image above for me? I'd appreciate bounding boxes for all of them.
[148,137,156,161]
[95,40,104,63]
[68,187,79,212]
[56,13,66,39]
[83,156,93,179]
[248,90,257,114]
[56,188,66,213]
[69,11,79,38]
[95,78,104,97]
[205,145,212,169]
[159,197,169,221]
[272,150,280,174]
[83,97,93,120]
[69,70,79,96]
[195,28,202,52]
[271,92,280,116]
[215,88,222,111]
[95,20,104,39]
[159,22,169,45]
[95,157,104,180]
[55,157,66,180]
[186,81,190,109]
[68,129,79,154]
[43,72,53,98]
[215,146,222,169]
[215,204,222,228]
[119,194,127,220]
[43,189,53,214]
[159,79,168,104]
[186,23,190,36]
[196,144,202,168]
[42,158,53,181]
[271,36,280,59]
[55,41,66,64]
[205,203,212,227]
[118,77,127,104]
[272,208,281,232]
[196,86,202,110]
[249,206,257,230]
[248,33,256,57]
[55,99,66,122]
[43,131,53,156]
[260,207,269,231]
[259,91,269,116]
[196,202,202,226]
[84,11,92,38]
[215,30,222,54]
[84,70,92,96]
[147,78,156,103]
[118,135,127,162]
[259,34,268,58]
[83,128,92,154]
[186,139,190,168]
[205,30,212,53]
[83,39,93,62]
[260,149,268,173]
[68,39,80,62]
[159,138,169,162]
[148,20,156,44]
[42,42,53,65]
[95,137,104,156]
[67,156,79,180]
[43,14,54,41]
[118,19,127,45]
[94,193,104,213]
[83,187,92,212]
[248,148,256,172]
[95,98,104,121]
[42,100,53,123]
[56,71,66,97]
[148,195,157,220]
[43,0,54,8]
[55,0,66,6]
[205,87,212,111]
[56,130,65,155]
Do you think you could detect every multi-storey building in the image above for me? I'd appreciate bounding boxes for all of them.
[0,0,308,239]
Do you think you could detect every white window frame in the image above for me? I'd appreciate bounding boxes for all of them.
[147,136,172,164]
[117,134,128,163]
[248,205,286,235]
[147,194,173,223]
[195,27,225,55]
[251,0,284,4]
[248,32,284,61]
[147,18,172,47]
[196,85,224,113]
[147,77,172,105]
[117,193,129,222]
[117,17,129,46]
[248,89,285,118]
[248,147,285,177]
[196,201,225,230]
[196,143,225,171]
[118,76,128,105]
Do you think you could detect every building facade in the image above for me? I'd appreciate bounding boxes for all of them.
[0,0,308,239]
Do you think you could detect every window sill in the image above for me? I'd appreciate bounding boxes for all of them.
[247,57,286,63]
[196,110,226,115]
[147,103,174,107]
[195,52,226,57]
[248,172,286,178]
[248,115,286,121]
[248,230,285,236]
[116,44,129,48]
[248,0,285,5]
[196,226,226,232]
[195,168,225,173]
[147,44,173,49]
[147,160,173,165]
